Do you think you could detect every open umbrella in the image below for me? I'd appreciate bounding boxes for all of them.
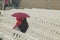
[11,12,30,18]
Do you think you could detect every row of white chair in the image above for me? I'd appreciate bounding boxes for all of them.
[0,23,36,40]
[1,22,59,40]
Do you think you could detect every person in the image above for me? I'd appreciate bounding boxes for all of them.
[4,0,9,10]
[12,0,20,8]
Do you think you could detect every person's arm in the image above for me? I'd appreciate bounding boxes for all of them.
[13,22,18,29]
[13,21,22,29]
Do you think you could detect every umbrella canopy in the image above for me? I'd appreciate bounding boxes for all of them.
[11,12,30,18]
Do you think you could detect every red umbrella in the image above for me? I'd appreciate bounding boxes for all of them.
[11,12,30,18]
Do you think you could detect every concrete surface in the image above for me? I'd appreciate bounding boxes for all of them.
[0,9,60,40]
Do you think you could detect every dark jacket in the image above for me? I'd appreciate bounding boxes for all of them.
[18,18,29,33]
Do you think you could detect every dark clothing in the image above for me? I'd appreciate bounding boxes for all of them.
[18,18,29,33]
[4,4,8,10]
[0,38,2,40]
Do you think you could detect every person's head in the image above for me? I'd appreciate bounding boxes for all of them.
[22,18,27,22]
